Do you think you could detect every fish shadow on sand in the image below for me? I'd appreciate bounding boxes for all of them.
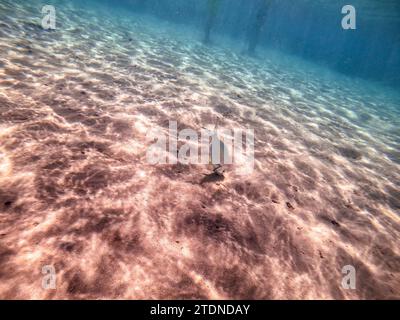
[200,172,225,185]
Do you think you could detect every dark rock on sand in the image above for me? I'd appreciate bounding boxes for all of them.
[330,220,341,228]
[286,202,295,210]
[4,201,12,207]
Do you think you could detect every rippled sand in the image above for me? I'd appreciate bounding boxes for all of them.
[0,1,399,299]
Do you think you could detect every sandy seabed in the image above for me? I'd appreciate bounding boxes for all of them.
[0,1,399,299]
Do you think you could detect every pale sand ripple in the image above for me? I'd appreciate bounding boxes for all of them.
[0,0,399,299]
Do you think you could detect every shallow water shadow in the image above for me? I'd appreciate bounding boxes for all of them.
[200,172,225,185]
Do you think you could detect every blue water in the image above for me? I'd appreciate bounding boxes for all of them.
[101,0,400,89]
